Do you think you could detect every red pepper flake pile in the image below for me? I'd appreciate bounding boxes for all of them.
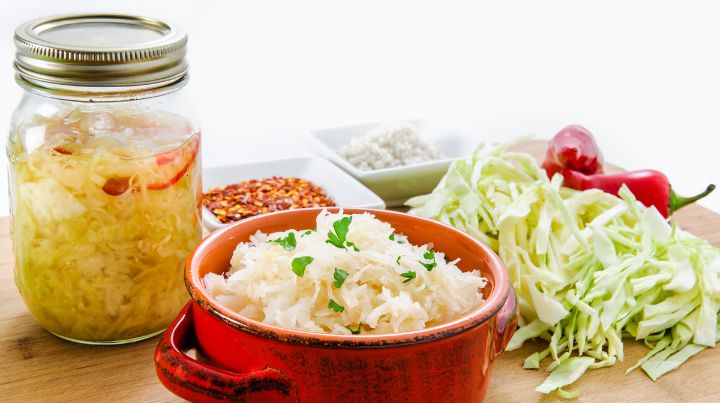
[203,177,336,223]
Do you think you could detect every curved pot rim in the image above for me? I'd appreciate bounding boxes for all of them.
[186,208,511,348]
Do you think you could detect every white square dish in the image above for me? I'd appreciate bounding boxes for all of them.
[306,119,481,207]
[201,157,385,231]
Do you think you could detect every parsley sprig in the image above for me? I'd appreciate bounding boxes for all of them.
[400,271,416,283]
[328,299,344,313]
[419,250,437,271]
[267,232,297,251]
[291,256,314,277]
[326,216,359,251]
[389,233,405,244]
[333,268,349,288]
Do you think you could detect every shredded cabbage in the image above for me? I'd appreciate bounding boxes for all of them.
[407,141,720,396]
[204,210,487,334]
[9,107,202,343]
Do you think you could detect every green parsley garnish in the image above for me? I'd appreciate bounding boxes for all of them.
[326,216,358,250]
[396,256,401,265]
[333,268,349,288]
[400,271,416,283]
[420,250,437,271]
[389,233,405,244]
[301,230,313,237]
[291,256,314,277]
[328,299,344,313]
[267,232,297,251]
[346,323,363,335]
[326,216,352,248]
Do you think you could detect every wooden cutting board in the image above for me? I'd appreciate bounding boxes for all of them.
[1,141,718,402]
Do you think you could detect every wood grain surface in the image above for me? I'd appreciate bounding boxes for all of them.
[1,141,718,402]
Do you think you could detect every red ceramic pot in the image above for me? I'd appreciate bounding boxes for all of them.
[155,208,516,402]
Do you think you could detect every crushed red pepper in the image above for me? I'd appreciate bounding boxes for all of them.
[203,176,336,223]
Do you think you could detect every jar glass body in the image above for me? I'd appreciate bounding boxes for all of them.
[7,86,202,344]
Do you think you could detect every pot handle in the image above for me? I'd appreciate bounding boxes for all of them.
[154,303,298,403]
[494,290,518,359]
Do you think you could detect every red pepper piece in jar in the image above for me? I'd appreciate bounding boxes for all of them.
[542,125,604,179]
[102,176,132,196]
[561,169,716,217]
[52,146,73,155]
[147,137,199,190]
[101,137,199,196]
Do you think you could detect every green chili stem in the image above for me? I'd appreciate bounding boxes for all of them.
[669,184,716,215]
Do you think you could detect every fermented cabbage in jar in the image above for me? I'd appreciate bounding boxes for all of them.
[9,105,201,343]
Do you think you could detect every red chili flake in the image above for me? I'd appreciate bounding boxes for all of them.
[202,177,335,224]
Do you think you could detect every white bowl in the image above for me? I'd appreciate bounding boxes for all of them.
[307,119,478,207]
[202,157,385,231]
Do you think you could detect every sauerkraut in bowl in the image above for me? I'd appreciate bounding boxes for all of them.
[9,104,202,343]
[204,210,487,335]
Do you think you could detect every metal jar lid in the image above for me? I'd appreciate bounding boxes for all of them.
[14,14,188,94]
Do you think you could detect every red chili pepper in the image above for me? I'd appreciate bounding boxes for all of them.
[542,125,604,178]
[561,169,716,217]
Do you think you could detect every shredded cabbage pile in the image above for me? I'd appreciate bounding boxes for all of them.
[204,210,487,335]
[407,142,720,397]
[10,106,202,342]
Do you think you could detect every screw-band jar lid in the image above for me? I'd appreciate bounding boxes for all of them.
[14,14,188,92]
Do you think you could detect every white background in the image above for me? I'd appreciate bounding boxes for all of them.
[1,1,718,214]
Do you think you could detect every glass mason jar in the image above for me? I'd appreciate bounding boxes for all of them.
[8,15,202,344]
